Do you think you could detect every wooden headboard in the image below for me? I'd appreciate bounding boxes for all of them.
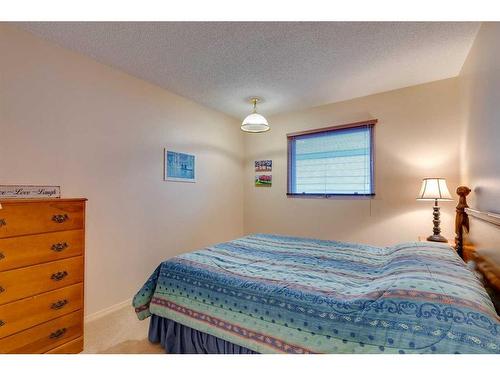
[455,186,500,313]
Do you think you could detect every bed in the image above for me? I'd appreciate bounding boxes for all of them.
[133,232,499,354]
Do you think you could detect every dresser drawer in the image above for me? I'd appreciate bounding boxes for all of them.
[0,230,84,272]
[0,310,82,353]
[45,336,83,354]
[0,283,83,338]
[0,256,83,305]
[0,200,85,238]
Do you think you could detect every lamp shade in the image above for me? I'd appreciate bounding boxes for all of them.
[241,113,270,133]
[417,178,453,201]
[241,97,270,133]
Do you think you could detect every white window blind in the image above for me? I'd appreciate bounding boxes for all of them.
[288,123,375,196]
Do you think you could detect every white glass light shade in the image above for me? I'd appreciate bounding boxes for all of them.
[417,178,453,201]
[241,113,270,133]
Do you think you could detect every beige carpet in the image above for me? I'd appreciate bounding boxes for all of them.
[98,339,165,354]
[84,303,154,353]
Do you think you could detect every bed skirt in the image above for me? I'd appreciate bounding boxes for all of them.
[148,315,258,354]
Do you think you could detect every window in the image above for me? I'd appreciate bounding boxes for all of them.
[287,120,376,197]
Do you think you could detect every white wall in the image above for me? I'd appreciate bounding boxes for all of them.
[460,23,500,214]
[459,23,500,255]
[0,25,244,315]
[243,78,463,246]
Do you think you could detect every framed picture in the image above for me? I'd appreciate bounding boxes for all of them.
[255,174,272,187]
[255,160,272,172]
[164,149,196,183]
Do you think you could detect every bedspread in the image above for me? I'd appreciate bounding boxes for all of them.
[133,234,500,353]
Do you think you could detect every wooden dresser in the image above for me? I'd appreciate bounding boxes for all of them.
[0,198,86,354]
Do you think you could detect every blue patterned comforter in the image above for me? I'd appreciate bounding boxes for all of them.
[133,234,499,353]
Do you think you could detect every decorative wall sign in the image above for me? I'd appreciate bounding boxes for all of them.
[0,185,61,199]
[255,174,272,187]
[164,149,196,182]
[255,160,272,172]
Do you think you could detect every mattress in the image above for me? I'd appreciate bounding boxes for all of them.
[133,234,500,353]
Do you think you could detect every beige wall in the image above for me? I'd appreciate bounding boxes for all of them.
[243,78,463,246]
[0,25,244,315]
[460,23,500,214]
[459,23,500,254]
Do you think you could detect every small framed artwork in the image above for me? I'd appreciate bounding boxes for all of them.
[255,160,272,172]
[255,174,272,187]
[164,149,196,183]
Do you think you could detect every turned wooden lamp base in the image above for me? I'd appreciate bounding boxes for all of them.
[427,199,448,243]
[427,234,448,242]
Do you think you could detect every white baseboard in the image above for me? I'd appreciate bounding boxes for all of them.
[84,298,133,324]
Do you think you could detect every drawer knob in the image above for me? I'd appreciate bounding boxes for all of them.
[52,214,69,223]
[51,271,68,281]
[51,299,68,310]
[51,242,69,252]
[0,252,4,260]
[0,320,4,327]
[0,219,6,228]
[49,328,67,339]
[0,286,4,293]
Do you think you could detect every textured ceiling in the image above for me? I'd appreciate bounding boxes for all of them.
[17,22,479,119]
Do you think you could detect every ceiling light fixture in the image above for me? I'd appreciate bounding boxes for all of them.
[241,97,270,133]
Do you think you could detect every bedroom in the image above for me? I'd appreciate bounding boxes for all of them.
[1,1,499,373]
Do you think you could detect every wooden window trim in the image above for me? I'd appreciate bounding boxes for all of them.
[287,119,377,198]
[286,119,378,138]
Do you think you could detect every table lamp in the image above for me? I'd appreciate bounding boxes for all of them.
[417,178,453,242]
